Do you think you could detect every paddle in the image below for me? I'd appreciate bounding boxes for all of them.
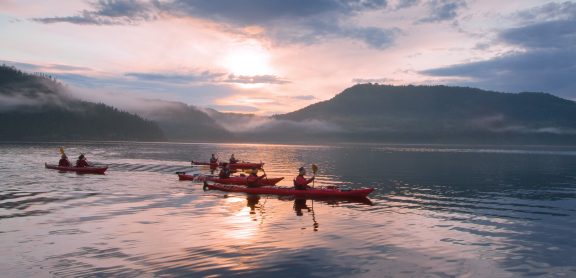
[261,167,268,181]
[311,164,318,188]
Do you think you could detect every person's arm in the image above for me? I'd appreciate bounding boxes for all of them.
[306,176,315,185]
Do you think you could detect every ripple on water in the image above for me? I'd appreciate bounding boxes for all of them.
[0,142,576,277]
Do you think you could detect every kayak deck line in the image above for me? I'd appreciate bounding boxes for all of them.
[205,182,374,198]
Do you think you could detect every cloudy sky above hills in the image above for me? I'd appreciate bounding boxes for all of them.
[1,0,574,114]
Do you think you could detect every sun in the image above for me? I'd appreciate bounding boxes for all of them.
[222,41,274,76]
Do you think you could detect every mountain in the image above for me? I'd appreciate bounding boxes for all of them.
[4,63,576,145]
[0,65,164,141]
[275,84,576,144]
[126,100,231,141]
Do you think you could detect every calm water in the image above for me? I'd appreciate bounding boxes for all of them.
[1,142,575,277]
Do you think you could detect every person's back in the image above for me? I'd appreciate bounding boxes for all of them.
[210,154,218,164]
[229,154,238,164]
[58,155,71,167]
[219,164,231,179]
[76,154,89,167]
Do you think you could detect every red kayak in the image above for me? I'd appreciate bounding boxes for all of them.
[178,173,283,185]
[205,183,374,198]
[191,161,264,169]
[45,163,108,174]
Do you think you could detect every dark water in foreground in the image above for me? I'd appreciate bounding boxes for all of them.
[1,142,575,277]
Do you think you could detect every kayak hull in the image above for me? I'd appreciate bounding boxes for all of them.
[178,173,283,185]
[45,163,108,174]
[191,161,264,169]
[206,183,374,198]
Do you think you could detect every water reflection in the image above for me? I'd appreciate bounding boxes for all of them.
[1,142,575,277]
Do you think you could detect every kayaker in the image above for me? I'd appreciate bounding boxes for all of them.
[210,154,218,164]
[218,163,231,179]
[76,154,89,167]
[294,167,314,190]
[246,168,266,187]
[58,154,71,167]
[229,154,239,164]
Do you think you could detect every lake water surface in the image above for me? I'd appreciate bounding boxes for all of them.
[1,142,575,277]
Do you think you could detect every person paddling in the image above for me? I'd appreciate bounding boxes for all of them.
[210,154,218,164]
[294,167,315,190]
[229,154,239,164]
[76,154,89,167]
[246,168,266,187]
[58,154,71,167]
[219,162,231,179]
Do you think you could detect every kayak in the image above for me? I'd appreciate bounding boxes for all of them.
[191,161,264,169]
[178,173,283,185]
[45,163,108,174]
[205,183,374,198]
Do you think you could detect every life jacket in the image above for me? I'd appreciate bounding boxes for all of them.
[59,158,71,167]
[294,175,310,190]
[76,159,89,167]
[219,168,231,179]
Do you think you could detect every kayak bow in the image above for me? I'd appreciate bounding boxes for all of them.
[178,173,283,186]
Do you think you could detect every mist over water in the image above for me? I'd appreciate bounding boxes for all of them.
[1,142,575,277]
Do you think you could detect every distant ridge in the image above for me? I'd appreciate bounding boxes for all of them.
[3,63,576,145]
[0,65,164,141]
[274,84,576,144]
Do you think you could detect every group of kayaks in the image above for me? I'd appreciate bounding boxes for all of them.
[45,157,375,199]
[183,159,375,198]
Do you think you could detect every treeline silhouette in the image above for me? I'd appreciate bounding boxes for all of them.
[0,65,164,141]
[268,84,576,144]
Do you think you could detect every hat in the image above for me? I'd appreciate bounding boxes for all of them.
[298,167,305,172]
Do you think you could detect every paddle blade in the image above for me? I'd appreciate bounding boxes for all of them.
[312,164,318,174]
[59,147,65,155]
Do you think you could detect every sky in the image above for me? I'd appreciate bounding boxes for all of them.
[1,0,575,114]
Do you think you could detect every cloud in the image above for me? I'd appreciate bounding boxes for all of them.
[163,0,388,26]
[125,71,225,84]
[421,3,576,98]
[515,1,576,22]
[394,0,420,10]
[33,0,156,25]
[223,74,290,84]
[1,60,92,73]
[208,104,259,113]
[0,68,73,110]
[352,77,397,84]
[125,71,292,85]
[32,0,398,49]
[418,0,467,23]
[206,112,345,134]
[500,19,576,50]
[291,95,316,100]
